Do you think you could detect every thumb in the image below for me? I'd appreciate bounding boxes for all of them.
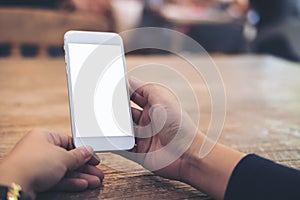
[64,146,94,170]
[128,76,144,96]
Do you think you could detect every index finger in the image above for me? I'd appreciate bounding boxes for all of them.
[129,77,148,108]
[33,129,74,150]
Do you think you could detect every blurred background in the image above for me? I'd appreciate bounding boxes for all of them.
[0,0,300,61]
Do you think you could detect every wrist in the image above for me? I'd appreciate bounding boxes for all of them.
[179,134,245,200]
[179,132,204,183]
[0,161,35,199]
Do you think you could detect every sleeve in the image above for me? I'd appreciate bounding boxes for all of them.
[224,154,300,200]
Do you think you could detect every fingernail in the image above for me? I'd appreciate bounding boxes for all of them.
[79,146,94,158]
[93,153,100,162]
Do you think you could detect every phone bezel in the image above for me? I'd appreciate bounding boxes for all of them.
[64,31,135,152]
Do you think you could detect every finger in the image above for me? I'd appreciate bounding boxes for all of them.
[128,76,144,95]
[131,90,148,108]
[51,178,88,192]
[64,146,94,170]
[138,104,152,126]
[131,107,142,124]
[87,153,101,166]
[42,130,74,150]
[77,164,104,180]
[129,76,156,99]
[66,171,102,188]
[129,77,165,109]
[129,77,148,107]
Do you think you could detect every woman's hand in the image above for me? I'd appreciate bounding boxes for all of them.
[0,129,104,199]
[126,77,201,181]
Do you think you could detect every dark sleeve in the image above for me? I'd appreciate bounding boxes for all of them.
[0,0,62,8]
[224,154,300,200]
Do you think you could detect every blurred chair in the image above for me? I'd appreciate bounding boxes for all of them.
[0,7,109,58]
[252,18,300,62]
[250,0,300,62]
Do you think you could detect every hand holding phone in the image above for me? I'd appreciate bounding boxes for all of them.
[64,31,135,151]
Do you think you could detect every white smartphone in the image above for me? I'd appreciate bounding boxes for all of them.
[64,31,135,151]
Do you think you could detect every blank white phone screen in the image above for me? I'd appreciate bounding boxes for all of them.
[68,43,132,138]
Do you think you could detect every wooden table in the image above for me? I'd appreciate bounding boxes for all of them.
[1,55,300,199]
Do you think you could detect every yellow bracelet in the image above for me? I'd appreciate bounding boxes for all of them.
[7,182,22,200]
[0,182,31,200]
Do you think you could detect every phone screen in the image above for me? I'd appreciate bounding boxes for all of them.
[67,43,133,138]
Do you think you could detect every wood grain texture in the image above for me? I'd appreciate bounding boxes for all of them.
[0,55,300,199]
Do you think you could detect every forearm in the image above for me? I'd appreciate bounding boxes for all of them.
[181,134,245,200]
